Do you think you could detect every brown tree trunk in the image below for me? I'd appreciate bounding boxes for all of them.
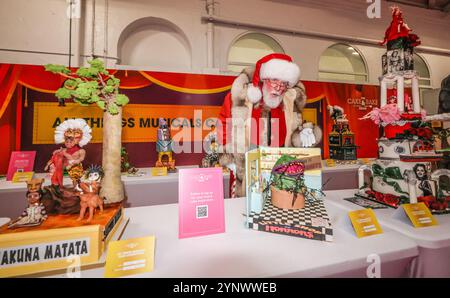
[100,108,125,203]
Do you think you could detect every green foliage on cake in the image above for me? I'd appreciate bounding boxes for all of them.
[269,155,324,205]
[372,164,409,196]
[45,59,129,115]
[271,155,306,193]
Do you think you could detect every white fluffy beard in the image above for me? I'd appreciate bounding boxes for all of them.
[262,87,283,109]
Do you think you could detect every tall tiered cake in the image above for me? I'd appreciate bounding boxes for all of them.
[358,7,450,213]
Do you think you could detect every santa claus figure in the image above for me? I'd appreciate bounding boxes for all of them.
[217,53,321,197]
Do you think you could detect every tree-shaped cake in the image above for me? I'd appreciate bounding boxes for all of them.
[45,59,129,203]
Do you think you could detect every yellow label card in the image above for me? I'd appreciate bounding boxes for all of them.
[325,159,336,167]
[152,167,168,176]
[12,172,34,183]
[104,236,155,278]
[348,209,383,238]
[402,203,438,228]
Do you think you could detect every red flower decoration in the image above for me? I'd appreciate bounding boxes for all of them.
[400,113,422,121]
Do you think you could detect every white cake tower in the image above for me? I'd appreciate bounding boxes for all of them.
[358,7,449,213]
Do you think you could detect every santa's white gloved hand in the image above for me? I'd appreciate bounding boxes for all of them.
[300,127,316,147]
[227,163,237,174]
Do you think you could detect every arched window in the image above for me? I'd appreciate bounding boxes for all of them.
[318,44,368,83]
[227,33,284,73]
[117,17,191,70]
[413,54,432,103]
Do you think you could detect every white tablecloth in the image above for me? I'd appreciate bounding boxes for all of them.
[47,198,418,278]
[324,189,450,277]
[0,166,230,217]
[0,218,10,227]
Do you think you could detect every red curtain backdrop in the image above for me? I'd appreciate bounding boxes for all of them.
[322,82,380,158]
[0,64,21,174]
[0,63,382,174]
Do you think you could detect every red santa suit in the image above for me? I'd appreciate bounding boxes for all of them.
[218,93,288,148]
[217,53,310,197]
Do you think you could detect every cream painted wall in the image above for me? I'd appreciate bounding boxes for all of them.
[0,0,449,87]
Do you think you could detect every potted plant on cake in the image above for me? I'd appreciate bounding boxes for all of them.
[270,155,322,210]
[45,59,129,203]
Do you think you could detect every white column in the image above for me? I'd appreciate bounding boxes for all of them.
[206,0,215,69]
[358,165,371,194]
[397,76,405,113]
[67,0,83,67]
[408,182,418,204]
[380,78,387,107]
[411,76,421,113]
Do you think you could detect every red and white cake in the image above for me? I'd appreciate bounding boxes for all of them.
[357,7,450,213]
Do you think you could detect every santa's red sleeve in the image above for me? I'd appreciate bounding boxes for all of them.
[217,92,232,146]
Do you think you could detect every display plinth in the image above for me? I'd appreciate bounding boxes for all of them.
[245,147,333,242]
[0,204,125,277]
[248,199,333,242]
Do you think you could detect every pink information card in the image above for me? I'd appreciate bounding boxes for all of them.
[178,167,225,239]
[6,151,36,181]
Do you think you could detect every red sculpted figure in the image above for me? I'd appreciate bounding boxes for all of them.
[45,119,92,188]
[380,6,421,48]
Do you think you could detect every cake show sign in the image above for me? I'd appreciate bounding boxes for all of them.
[32,102,221,144]
[347,96,378,111]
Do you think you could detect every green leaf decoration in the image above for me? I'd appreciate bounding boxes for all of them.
[64,79,78,89]
[384,167,403,180]
[96,100,106,110]
[107,78,120,87]
[115,94,129,106]
[73,98,89,106]
[44,64,70,74]
[76,67,91,77]
[88,58,105,69]
[78,81,98,91]
[104,85,115,94]
[107,103,119,115]
[372,164,409,195]
[88,94,100,103]
[72,87,93,100]
[55,87,73,100]
[76,67,99,78]
[373,164,404,180]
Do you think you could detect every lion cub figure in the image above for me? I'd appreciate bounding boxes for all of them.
[77,165,104,222]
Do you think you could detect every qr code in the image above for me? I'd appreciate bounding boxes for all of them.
[196,205,208,219]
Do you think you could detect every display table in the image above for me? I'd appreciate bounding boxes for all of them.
[0,162,367,218]
[0,218,9,227]
[324,189,450,278]
[0,166,230,218]
[45,197,418,278]
[321,160,374,191]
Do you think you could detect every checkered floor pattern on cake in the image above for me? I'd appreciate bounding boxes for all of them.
[248,199,333,242]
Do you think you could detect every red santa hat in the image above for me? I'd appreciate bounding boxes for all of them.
[247,53,301,103]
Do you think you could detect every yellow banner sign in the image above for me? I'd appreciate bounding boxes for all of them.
[33,102,222,144]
